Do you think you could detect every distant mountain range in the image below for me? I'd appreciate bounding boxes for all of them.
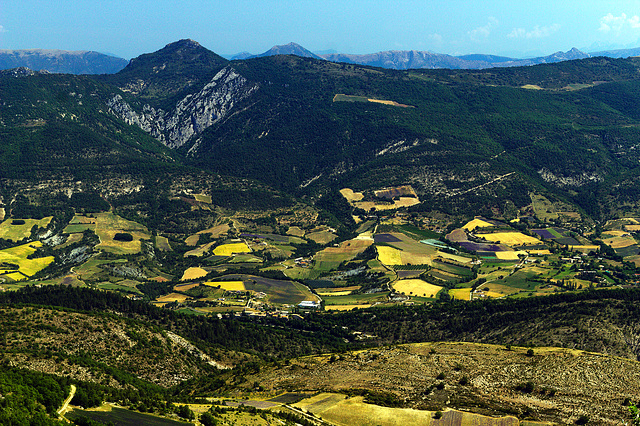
[234,43,592,70]
[0,49,128,74]
[4,41,640,75]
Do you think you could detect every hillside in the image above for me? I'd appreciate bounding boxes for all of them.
[7,41,640,219]
[3,286,640,424]
[90,42,640,220]
[235,342,640,425]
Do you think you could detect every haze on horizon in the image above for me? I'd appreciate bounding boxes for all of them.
[2,0,640,60]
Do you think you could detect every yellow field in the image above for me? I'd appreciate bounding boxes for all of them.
[5,272,26,281]
[450,288,472,300]
[495,250,527,260]
[294,394,518,426]
[0,208,4,221]
[521,84,543,90]
[601,231,636,249]
[393,279,442,297]
[603,230,630,236]
[0,217,53,241]
[624,225,640,231]
[180,267,208,281]
[569,245,600,253]
[340,188,364,202]
[377,246,403,265]
[462,218,495,231]
[213,242,250,256]
[527,249,552,255]
[0,241,55,277]
[317,290,354,296]
[204,281,246,291]
[324,304,373,311]
[480,232,541,246]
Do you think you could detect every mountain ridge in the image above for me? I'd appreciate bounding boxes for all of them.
[0,48,128,74]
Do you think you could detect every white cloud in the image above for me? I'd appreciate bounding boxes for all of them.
[508,24,560,39]
[599,13,640,34]
[0,25,6,33]
[468,17,498,42]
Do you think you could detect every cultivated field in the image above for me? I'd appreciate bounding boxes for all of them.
[0,241,54,279]
[197,223,230,237]
[294,394,518,426]
[324,304,373,311]
[156,293,191,303]
[494,250,527,260]
[478,232,541,246]
[184,242,215,257]
[393,279,442,298]
[185,234,200,246]
[181,267,208,281]
[306,230,337,244]
[377,245,403,265]
[0,217,53,241]
[339,188,364,202]
[91,212,150,254]
[204,281,246,291]
[213,242,251,256]
[450,287,472,300]
[312,238,373,274]
[73,258,126,282]
[155,236,171,251]
[462,218,495,231]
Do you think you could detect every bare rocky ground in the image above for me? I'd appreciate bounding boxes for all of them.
[240,342,640,425]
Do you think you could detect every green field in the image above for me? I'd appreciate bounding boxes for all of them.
[63,223,96,234]
[74,257,127,282]
[322,292,387,305]
[67,407,189,426]
[155,235,172,251]
[0,217,53,241]
[93,212,151,254]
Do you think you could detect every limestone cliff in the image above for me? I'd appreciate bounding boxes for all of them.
[108,66,258,148]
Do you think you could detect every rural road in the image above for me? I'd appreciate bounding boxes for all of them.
[57,384,76,419]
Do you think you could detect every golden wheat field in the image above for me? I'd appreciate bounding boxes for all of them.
[180,267,208,281]
[393,279,442,297]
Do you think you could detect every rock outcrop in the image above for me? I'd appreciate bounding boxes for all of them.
[108,66,258,148]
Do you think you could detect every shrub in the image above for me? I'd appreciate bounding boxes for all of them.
[575,414,589,424]
[113,232,133,242]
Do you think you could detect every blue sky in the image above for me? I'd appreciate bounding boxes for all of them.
[2,1,640,59]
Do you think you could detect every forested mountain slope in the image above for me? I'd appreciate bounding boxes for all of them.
[6,40,640,220]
